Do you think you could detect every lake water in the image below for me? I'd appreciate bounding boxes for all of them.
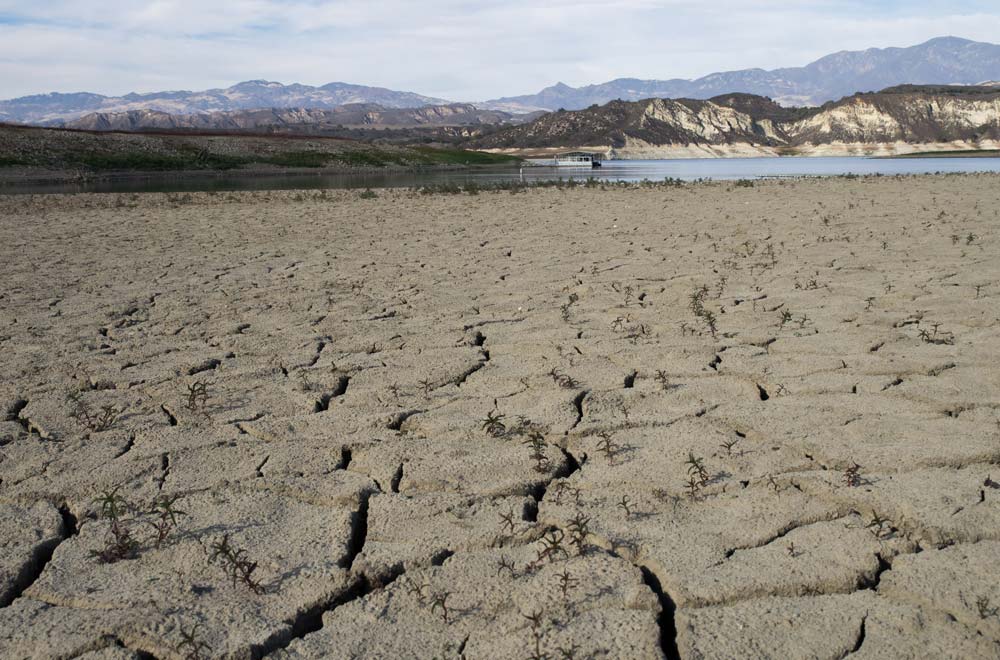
[4,156,1000,195]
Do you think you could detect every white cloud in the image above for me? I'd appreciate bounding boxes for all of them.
[0,1,998,100]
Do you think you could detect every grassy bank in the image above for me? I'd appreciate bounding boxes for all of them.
[0,123,521,177]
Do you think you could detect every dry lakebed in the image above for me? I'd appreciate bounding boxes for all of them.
[1,175,999,659]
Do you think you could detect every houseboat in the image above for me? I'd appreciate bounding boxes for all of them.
[525,152,603,168]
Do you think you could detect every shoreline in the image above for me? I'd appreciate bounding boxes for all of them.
[487,139,1000,160]
[0,161,519,187]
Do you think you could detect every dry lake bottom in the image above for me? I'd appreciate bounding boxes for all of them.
[1,176,999,659]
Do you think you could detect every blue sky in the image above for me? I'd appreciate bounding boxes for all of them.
[0,1,998,101]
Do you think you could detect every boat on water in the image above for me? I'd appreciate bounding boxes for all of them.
[525,152,603,168]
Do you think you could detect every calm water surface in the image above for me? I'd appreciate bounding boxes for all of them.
[4,156,1000,195]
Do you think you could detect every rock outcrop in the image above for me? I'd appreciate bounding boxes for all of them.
[472,86,1000,157]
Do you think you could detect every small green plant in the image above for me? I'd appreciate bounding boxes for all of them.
[976,596,999,620]
[178,624,211,660]
[522,431,550,472]
[496,555,516,577]
[523,609,547,660]
[430,591,451,623]
[548,368,579,389]
[551,481,583,506]
[556,568,577,603]
[67,391,121,432]
[596,431,619,464]
[209,534,265,594]
[567,511,590,554]
[866,512,893,539]
[918,323,955,345]
[147,494,186,548]
[93,486,140,563]
[481,410,507,437]
[618,495,633,518]
[786,541,798,557]
[359,189,378,199]
[405,578,429,605]
[685,452,710,487]
[499,507,518,534]
[684,475,702,499]
[655,370,674,391]
[720,438,740,456]
[777,310,793,327]
[419,378,434,396]
[689,286,718,336]
[535,529,569,564]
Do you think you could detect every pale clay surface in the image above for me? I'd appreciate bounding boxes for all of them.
[1,177,999,659]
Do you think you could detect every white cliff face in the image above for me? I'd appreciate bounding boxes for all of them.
[789,100,902,141]
[788,96,1000,143]
[639,100,774,143]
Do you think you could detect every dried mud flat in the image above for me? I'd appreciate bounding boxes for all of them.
[1,176,999,659]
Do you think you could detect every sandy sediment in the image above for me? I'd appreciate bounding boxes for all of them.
[1,177,999,658]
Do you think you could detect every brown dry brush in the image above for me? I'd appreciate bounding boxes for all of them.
[842,462,863,487]
[185,381,210,411]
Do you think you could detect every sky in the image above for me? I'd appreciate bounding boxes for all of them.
[1,1,999,101]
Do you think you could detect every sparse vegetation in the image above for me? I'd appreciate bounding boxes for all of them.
[67,391,121,432]
[522,431,550,472]
[208,534,265,594]
[92,486,139,563]
[481,410,507,437]
[177,624,211,660]
[842,462,863,487]
[147,494,187,548]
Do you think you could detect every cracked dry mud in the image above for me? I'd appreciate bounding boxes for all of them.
[1,176,999,659]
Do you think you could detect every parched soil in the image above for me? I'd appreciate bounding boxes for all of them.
[1,176,999,659]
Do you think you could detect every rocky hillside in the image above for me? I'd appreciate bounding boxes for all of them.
[61,104,519,133]
[0,81,449,125]
[481,37,1000,111]
[470,86,1000,157]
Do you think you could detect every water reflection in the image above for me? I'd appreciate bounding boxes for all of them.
[3,156,1000,195]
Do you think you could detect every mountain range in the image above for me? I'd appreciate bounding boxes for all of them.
[480,37,1000,111]
[468,85,1000,158]
[2,37,1000,125]
[59,103,524,133]
[0,81,450,125]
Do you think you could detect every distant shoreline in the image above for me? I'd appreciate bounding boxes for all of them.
[877,149,1000,159]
